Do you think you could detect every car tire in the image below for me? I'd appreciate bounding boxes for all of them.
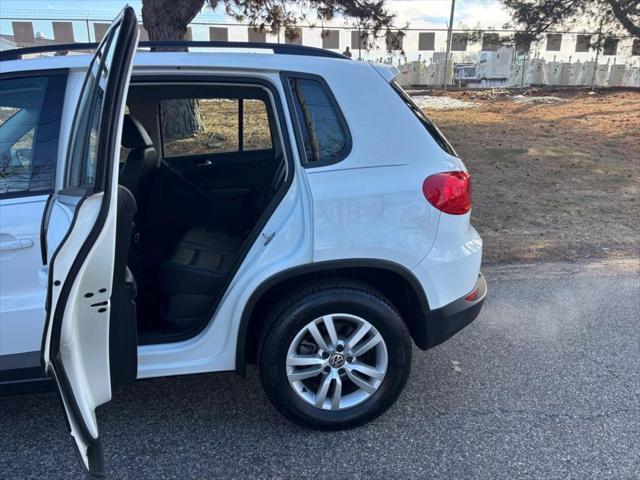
[258,278,412,430]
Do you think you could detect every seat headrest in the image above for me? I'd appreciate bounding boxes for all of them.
[121,114,153,149]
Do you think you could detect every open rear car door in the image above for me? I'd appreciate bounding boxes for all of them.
[40,6,139,478]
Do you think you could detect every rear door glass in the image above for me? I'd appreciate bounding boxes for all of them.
[161,96,273,158]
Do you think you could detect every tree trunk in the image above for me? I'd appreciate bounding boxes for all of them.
[141,0,207,140]
[161,99,204,142]
[141,0,204,42]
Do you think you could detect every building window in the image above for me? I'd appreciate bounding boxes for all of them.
[12,21,34,45]
[248,28,266,43]
[351,30,368,50]
[285,27,302,45]
[52,21,74,43]
[418,32,435,51]
[603,37,618,56]
[451,33,468,51]
[93,23,110,42]
[632,39,640,56]
[209,27,228,42]
[386,31,404,51]
[482,33,500,51]
[515,33,532,53]
[546,33,562,51]
[575,34,591,52]
[322,29,339,49]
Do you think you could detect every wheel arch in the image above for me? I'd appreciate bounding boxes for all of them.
[236,259,429,375]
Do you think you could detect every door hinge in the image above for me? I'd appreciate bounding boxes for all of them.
[262,231,276,246]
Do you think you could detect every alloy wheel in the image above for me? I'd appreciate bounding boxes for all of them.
[285,313,388,411]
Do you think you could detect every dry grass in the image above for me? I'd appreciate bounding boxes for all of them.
[427,89,640,264]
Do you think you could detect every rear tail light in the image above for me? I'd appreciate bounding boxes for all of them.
[465,287,479,302]
[422,171,471,215]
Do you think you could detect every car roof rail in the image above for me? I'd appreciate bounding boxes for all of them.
[0,40,347,61]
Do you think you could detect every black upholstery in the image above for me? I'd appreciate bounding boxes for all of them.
[109,186,138,388]
[158,156,287,331]
[159,231,240,330]
[119,114,157,199]
[121,114,153,148]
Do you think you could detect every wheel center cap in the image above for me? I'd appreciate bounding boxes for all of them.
[328,353,345,369]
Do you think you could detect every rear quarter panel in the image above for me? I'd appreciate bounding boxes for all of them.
[306,63,464,269]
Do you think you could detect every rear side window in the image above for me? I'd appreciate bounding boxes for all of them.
[287,77,349,166]
[390,81,457,157]
[0,73,66,197]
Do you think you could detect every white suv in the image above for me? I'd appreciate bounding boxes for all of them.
[0,8,485,477]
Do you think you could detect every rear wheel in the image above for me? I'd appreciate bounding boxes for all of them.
[258,279,412,430]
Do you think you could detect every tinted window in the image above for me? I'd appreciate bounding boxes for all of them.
[163,98,239,156]
[0,73,66,197]
[288,77,348,165]
[243,99,272,151]
[390,81,456,157]
[161,97,272,157]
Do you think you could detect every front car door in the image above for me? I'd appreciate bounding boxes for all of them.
[40,7,138,478]
[0,70,66,364]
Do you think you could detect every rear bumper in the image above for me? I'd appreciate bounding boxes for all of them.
[414,272,487,349]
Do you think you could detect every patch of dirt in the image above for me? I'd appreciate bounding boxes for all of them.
[422,88,640,264]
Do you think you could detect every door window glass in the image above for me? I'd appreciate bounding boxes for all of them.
[0,74,66,197]
[162,98,239,156]
[243,99,272,151]
[66,22,121,189]
[161,96,273,157]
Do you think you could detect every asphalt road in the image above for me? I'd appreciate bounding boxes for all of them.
[1,261,639,480]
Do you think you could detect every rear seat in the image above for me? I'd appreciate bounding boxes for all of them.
[159,157,285,331]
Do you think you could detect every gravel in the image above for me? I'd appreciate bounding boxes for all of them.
[412,95,479,110]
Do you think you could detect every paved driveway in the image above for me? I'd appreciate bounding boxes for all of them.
[1,262,639,479]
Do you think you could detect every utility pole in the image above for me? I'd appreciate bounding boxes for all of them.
[443,0,456,91]
[591,18,604,89]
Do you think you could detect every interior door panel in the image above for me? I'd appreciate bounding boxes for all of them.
[161,148,275,237]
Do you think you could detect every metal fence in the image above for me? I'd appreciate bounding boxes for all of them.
[2,15,639,89]
[2,15,638,58]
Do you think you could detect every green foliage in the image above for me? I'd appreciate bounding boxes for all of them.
[501,0,640,38]
[141,0,400,47]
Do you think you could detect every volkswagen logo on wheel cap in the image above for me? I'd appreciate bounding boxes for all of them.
[328,353,345,369]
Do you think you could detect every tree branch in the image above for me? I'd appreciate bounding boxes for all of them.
[606,0,640,36]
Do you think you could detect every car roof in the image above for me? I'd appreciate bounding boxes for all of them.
[0,50,392,79]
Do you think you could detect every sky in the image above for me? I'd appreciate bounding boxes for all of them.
[0,0,514,32]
